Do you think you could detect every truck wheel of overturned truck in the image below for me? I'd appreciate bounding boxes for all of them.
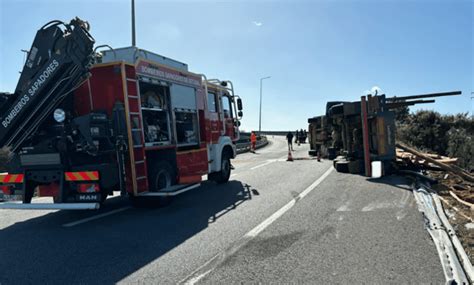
[209,152,231,184]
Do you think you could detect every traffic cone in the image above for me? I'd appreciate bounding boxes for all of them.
[287,150,293,162]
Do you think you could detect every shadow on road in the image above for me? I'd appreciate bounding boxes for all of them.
[367,174,413,191]
[0,180,254,284]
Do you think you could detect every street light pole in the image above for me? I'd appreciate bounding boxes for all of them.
[259,76,271,135]
[471,92,474,117]
[131,0,136,47]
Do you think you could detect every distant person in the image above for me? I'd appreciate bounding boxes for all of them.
[295,130,299,144]
[250,132,257,153]
[286,131,294,151]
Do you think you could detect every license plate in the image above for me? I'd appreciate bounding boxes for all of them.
[2,194,23,201]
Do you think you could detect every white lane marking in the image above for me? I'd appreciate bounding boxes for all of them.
[185,270,213,285]
[250,160,274,170]
[182,166,334,284]
[249,154,291,170]
[336,201,351,212]
[279,154,289,160]
[361,201,394,212]
[246,166,333,237]
[62,206,132,227]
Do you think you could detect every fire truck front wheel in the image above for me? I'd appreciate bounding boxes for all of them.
[209,152,231,184]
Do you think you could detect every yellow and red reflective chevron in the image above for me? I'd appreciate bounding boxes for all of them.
[0,173,24,183]
[65,171,99,181]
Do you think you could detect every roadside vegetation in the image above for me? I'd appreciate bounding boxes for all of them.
[396,108,474,171]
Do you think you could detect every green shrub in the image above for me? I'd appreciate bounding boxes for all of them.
[447,127,474,171]
[397,110,474,171]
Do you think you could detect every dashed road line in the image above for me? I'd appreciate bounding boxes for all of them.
[250,160,275,170]
[180,166,334,284]
[62,206,132,227]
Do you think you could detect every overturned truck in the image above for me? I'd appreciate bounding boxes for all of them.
[308,91,461,176]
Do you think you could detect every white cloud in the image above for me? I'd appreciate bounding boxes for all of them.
[363,86,383,95]
[371,86,382,95]
[253,21,263,27]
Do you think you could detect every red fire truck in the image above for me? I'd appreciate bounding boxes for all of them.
[0,19,243,209]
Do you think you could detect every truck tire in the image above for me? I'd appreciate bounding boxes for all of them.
[209,152,231,184]
[132,161,176,207]
[150,161,176,192]
[148,161,176,206]
[335,161,349,173]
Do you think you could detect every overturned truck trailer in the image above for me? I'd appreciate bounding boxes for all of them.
[307,91,461,176]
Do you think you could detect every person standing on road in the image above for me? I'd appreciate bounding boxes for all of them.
[286,131,294,151]
[250,131,257,153]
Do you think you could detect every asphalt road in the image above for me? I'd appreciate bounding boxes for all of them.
[0,136,444,284]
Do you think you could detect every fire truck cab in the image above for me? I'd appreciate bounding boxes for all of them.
[0,42,243,209]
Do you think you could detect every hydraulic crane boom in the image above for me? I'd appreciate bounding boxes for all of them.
[0,18,95,151]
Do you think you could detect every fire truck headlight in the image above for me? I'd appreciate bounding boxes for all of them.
[53,108,66,123]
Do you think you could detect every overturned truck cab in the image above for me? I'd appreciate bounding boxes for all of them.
[308,91,461,176]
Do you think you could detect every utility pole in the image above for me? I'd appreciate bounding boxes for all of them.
[131,0,136,47]
[259,76,271,135]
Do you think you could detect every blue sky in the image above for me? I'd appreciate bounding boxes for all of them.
[1,0,472,131]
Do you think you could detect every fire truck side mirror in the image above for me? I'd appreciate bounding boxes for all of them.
[238,111,243,118]
[234,121,241,127]
[237,98,243,110]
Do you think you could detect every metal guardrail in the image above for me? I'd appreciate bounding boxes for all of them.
[412,182,472,283]
[236,136,268,154]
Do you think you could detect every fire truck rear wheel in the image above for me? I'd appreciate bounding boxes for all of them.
[209,152,231,184]
[151,161,175,205]
[150,161,176,192]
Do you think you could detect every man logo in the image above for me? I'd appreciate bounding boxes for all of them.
[78,194,99,201]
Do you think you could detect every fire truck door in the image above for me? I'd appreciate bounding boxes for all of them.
[207,91,221,143]
[221,95,236,139]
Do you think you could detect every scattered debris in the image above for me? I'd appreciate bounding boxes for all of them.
[396,143,474,266]
[396,142,474,183]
